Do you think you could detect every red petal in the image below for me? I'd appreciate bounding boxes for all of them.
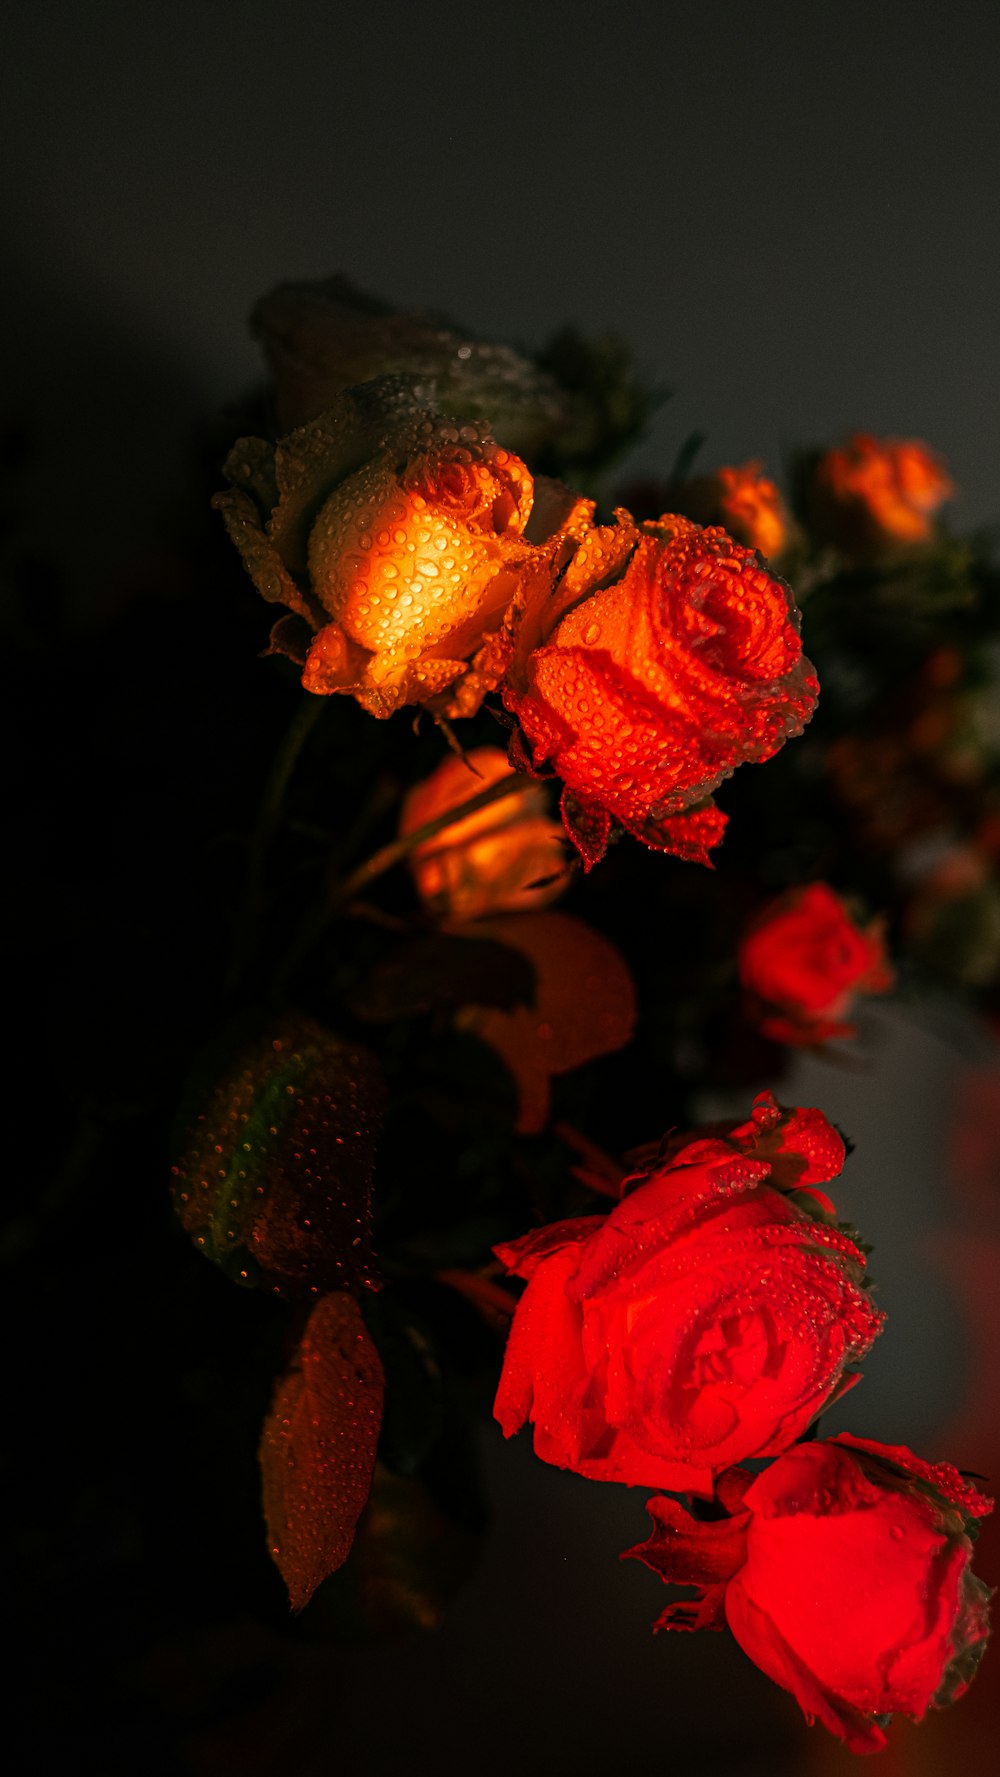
[653,1585,730,1632]
[492,1245,590,1445]
[830,1434,994,1519]
[560,787,612,870]
[624,1493,749,1589]
[493,1216,604,1281]
[619,798,728,866]
[725,1579,889,1753]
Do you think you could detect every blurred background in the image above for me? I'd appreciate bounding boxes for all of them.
[4,2,998,1772]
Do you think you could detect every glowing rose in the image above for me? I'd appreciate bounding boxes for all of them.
[493,1098,881,1495]
[739,882,893,1044]
[214,379,560,718]
[627,1437,993,1754]
[812,433,954,550]
[499,512,818,868]
[681,461,791,559]
[400,746,569,923]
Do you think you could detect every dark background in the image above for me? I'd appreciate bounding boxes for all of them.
[4,3,999,1774]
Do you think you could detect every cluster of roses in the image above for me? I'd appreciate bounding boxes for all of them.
[636,431,954,564]
[492,1091,993,1755]
[207,317,991,1755]
[215,377,818,870]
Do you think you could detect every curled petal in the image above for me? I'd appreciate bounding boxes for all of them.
[504,515,817,868]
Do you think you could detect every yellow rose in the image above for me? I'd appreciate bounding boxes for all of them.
[215,379,568,718]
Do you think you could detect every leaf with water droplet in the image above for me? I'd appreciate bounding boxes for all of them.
[171,1013,385,1296]
[259,1289,384,1612]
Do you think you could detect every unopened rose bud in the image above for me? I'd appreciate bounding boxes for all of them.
[400,747,569,923]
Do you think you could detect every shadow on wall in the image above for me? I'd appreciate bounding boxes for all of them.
[1,228,218,626]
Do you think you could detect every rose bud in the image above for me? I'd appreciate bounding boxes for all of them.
[739,881,893,1045]
[626,1436,993,1755]
[250,278,653,479]
[680,461,791,560]
[499,511,818,868]
[493,1103,881,1495]
[400,746,569,923]
[251,274,578,455]
[810,433,954,552]
[215,379,562,718]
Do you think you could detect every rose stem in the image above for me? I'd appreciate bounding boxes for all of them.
[268,769,542,999]
[224,694,326,994]
[335,771,539,903]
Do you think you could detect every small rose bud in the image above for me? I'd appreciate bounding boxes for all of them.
[739,882,893,1044]
[400,747,569,923]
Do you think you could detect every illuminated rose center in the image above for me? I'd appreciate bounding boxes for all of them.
[685,1308,778,1390]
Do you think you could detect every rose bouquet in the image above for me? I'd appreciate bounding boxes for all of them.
[165,275,998,1758]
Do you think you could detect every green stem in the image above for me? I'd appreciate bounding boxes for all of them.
[225,695,325,994]
[336,771,540,903]
[269,769,542,998]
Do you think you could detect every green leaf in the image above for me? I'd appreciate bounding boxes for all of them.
[171,1013,385,1296]
[350,931,536,1022]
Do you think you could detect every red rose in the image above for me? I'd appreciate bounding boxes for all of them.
[739,881,893,1044]
[493,1101,881,1495]
[500,512,818,868]
[627,1436,993,1754]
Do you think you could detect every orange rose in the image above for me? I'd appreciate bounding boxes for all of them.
[812,433,954,550]
[400,746,569,922]
[500,513,818,867]
[682,461,790,559]
[215,380,561,718]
